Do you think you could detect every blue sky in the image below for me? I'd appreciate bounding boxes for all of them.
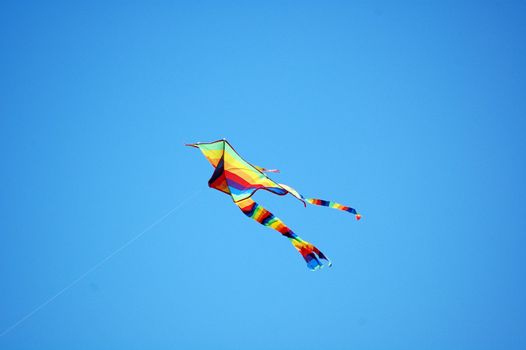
[1,1,525,349]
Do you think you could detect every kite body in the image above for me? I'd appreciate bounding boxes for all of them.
[187,139,360,270]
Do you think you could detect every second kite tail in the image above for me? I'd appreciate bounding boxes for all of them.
[235,197,331,270]
[305,198,362,220]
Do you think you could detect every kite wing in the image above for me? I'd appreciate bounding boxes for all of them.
[187,140,304,203]
[187,139,360,270]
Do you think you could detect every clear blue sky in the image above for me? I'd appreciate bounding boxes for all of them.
[1,1,525,349]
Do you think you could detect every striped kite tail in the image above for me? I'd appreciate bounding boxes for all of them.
[305,198,362,220]
[290,236,332,270]
[235,197,331,270]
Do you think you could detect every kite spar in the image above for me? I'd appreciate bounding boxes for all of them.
[187,139,360,270]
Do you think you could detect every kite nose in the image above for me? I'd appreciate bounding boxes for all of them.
[355,214,362,220]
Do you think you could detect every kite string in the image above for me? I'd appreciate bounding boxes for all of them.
[0,188,202,338]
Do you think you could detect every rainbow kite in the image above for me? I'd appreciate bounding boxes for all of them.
[187,139,361,270]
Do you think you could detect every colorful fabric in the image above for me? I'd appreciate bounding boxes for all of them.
[237,197,330,270]
[187,139,360,270]
[305,198,362,220]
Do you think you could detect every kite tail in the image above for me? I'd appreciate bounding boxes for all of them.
[305,198,361,220]
[254,165,280,173]
[235,197,331,270]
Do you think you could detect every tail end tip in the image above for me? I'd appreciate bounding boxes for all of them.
[356,214,362,220]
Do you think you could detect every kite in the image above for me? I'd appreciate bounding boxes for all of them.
[187,139,361,270]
